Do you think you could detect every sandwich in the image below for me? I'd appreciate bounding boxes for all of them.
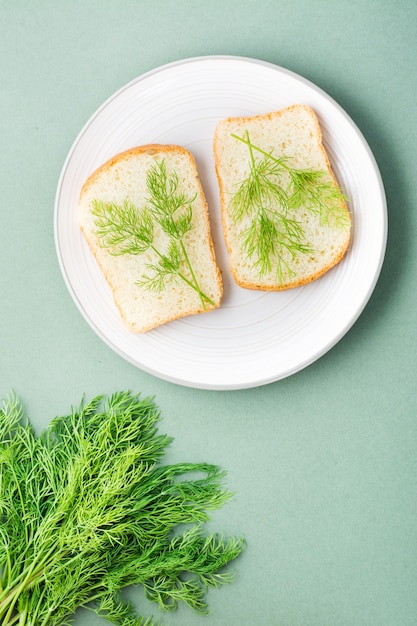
[78,145,223,332]
[213,104,351,290]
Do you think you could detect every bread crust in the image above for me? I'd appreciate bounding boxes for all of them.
[213,105,351,291]
[79,144,223,332]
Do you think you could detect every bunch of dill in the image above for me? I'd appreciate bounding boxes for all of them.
[0,391,244,625]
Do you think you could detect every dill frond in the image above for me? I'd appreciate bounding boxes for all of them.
[230,132,349,283]
[91,160,214,309]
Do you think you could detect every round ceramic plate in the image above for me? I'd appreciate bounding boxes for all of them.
[54,56,387,390]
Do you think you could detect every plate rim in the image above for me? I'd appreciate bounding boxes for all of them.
[54,55,388,390]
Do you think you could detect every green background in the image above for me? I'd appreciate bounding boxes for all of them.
[1,1,416,624]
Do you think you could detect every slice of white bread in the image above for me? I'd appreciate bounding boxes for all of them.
[213,105,351,290]
[78,145,223,332]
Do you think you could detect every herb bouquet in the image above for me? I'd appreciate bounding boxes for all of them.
[0,391,244,625]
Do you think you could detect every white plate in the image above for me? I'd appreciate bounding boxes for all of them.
[54,56,387,390]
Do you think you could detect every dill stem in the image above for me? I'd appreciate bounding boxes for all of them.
[150,243,214,309]
[2,612,20,626]
[165,211,213,310]
[26,584,48,626]
[0,543,60,619]
[245,130,256,171]
[231,133,289,168]
[0,552,47,604]
[179,240,213,309]
[38,608,53,626]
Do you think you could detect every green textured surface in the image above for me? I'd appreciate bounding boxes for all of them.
[1,1,416,624]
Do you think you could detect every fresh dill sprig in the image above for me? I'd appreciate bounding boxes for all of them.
[0,391,245,626]
[241,207,313,281]
[287,167,350,229]
[230,132,349,282]
[92,198,154,255]
[91,160,214,309]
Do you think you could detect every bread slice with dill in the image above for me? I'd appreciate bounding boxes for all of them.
[78,145,223,333]
[213,105,351,291]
